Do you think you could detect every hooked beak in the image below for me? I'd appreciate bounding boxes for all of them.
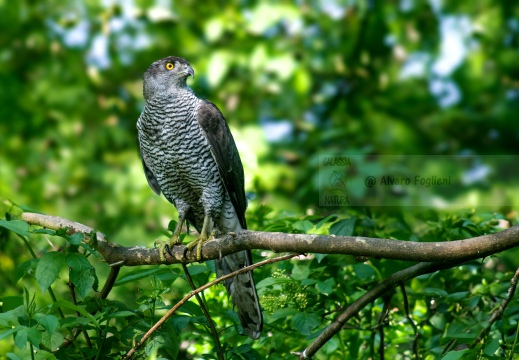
[185,65,194,78]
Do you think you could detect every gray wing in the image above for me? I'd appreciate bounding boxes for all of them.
[138,139,161,195]
[196,100,247,229]
[197,100,263,339]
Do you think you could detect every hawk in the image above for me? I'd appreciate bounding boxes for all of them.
[136,56,262,339]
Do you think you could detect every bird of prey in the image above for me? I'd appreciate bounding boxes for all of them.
[136,56,263,339]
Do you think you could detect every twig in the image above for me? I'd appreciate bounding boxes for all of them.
[182,263,224,360]
[377,294,391,360]
[99,266,121,300]
[471,266,519,348]
[68,280,92,348]
[299,261,458,359]
[400,283,420,359]
[508,321,519,360]
[124,253,300,359]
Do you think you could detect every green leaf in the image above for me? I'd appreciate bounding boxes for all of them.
[66,253,94,298]
[41,330,64,351]
[6,353,22,360]
[441,349,469,360]
[0,312,19,327]
[429,313,446,330]
[34,314,58,336]
[51,300,99,328]
[255,277,293,289]
[447,291,470,301]
[353,263,376,280]
[291,263,310,281]
[301,279,318,286]
[27,327,42,347]
[33,349,56,359]
[291,220,314,233]
[66,232,84,246]
[329,217,356,236]
[14,328,27,349]
[292,312,320,336]
[235,344,252,353]
[35,252,65,294]
[0,220,30,237]
[14,259,38,283]
[323,336,339,354]
[32,228,56,235]
[106,311,136,319]
[268,308,298,323]
[445,322,477,340]
[0,327,20,341]
[314,254,328,263]
[185,264,210,276]
[115,268,163,286]
[316,278,335,295]
[315,215,338,230]
[423,288,449,298]
[483,337,500,356]
[59,317,90,328]
[178,301,203,317]
[169,316,190,335]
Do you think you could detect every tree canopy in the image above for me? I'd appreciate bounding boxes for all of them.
[1,1,519,359]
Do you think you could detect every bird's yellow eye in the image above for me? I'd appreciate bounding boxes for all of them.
[165,62,174,70]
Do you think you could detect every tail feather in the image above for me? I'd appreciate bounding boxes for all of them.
[215,250,263,339]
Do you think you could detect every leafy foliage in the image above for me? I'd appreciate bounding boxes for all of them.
[1,208,518,359]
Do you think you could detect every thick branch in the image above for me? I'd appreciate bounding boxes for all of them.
[22,212,519,266]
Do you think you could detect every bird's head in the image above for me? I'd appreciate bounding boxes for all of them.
[143,56,195,100]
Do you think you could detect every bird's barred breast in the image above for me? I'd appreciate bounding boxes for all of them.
[138,95,225,217]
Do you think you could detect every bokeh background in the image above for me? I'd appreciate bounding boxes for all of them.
[2,0,518,239]
[1,0,519,357]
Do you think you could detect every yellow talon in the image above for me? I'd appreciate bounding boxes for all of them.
[185,215,213,260]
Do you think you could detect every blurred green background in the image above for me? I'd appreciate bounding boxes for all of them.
[1,0,519,357]
[2,0,518,239]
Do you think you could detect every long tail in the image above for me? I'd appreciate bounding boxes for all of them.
[215,249,263,339]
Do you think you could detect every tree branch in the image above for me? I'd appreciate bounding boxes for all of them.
[470,265,519,348]
[299,261,457,359]
[21,212,519,266]
[123,253,300,359]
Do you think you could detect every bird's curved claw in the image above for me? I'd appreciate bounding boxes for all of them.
[165,244,174,258]
[154,233,182,261]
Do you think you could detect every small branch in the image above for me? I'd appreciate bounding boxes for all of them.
[400,283,420,359]
[299,261,458,359]
[377,296,390,360]
[471,266,519,348]
[68,281,92,348]
[124,253,300,359]
[182,263,224,360]
[21,212,519,266]
[99,266,121,300]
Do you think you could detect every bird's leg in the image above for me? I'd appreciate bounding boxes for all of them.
[186,215,213,260]
[155,209,188,261]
